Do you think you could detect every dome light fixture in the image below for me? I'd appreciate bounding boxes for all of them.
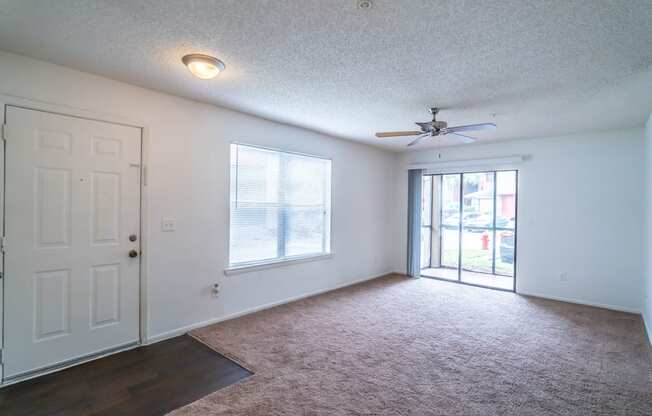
[182,54,225,80]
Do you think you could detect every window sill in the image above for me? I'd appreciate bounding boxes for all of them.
[224,253,333,276]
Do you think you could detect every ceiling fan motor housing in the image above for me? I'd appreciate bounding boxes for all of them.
[433,121,447,130]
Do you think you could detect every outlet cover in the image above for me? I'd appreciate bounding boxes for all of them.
[161,217,176,232]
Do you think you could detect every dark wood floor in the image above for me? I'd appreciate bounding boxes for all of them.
[0,335,252,416]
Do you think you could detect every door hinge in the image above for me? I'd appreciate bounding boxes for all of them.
[1,236,6,253]
[0,349,3,365]
[1,123,7,141]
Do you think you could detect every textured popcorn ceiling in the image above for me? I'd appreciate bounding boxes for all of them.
[1,0,651,150]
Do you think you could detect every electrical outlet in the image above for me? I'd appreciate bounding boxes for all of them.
[559,272,568,282]
[161,217,176,232]
[211,283,220,297]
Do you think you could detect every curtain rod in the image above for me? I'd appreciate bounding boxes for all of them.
[405,156,525,171]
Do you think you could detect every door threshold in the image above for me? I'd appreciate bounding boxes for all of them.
[420,273,515,293]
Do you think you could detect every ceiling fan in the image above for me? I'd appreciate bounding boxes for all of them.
[375,107,496,147]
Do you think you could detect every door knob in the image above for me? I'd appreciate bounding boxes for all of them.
[128,250,139,258]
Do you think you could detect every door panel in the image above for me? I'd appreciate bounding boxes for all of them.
[461,172,495,274]
[90,264,121,328]
[33,269,70,341]
[461,229,494,274]
[35,168,72,248]
[91,171,121,245]
[420,176,432,268]
[440,174,461,270]
[3,106,141,380]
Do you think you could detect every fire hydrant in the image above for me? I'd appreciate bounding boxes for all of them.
[481,231,489,250]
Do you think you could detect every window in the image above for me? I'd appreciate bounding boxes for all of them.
[229,143,332,267]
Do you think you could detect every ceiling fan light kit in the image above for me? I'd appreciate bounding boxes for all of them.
[375,107,496,147]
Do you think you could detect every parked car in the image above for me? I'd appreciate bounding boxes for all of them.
[465,214,492,230]
[495,217,511,228]
[466,215,512,229]
[442,209,481,226]
[442,214,460,226]
[500,231,515,263]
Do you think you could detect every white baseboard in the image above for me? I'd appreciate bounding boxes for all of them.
[643,312,652,346]
[145,270,395,345]
[146,273,647,345]
[518,290,641,314]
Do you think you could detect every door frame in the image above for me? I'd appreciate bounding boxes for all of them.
[0,95,150,386]
[421,169,519,293]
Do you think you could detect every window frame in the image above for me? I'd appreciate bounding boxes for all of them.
[225,142,333,274]
[421,175,433,269]
[420,169,518,292]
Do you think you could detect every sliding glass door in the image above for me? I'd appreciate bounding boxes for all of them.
[461,172,495,275]
[494,171,517,278]
[440,174,461,273]
[420,170,517,291]
[420,175,432,269]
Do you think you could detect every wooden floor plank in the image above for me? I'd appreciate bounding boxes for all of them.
[0,335,252,416]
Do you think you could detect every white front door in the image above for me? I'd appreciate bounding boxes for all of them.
[2,106,142,381]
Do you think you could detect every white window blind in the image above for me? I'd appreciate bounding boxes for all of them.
[229,143,332,267]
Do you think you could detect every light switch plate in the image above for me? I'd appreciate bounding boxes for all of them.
[161,217,176,232]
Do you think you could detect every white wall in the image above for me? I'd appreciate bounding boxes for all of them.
[1,50,647,347]
[0,51,398,341]
[643,114,652,341]
[394,130,645,313]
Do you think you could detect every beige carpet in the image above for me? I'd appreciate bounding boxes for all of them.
[169,274,652,415]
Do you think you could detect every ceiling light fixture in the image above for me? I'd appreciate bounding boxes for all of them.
[182,54,225,80]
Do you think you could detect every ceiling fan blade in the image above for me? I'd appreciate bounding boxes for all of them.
[450,132,477,144]
[446,123,496,133]
[407,133,430,147]
[376,130,423,138]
